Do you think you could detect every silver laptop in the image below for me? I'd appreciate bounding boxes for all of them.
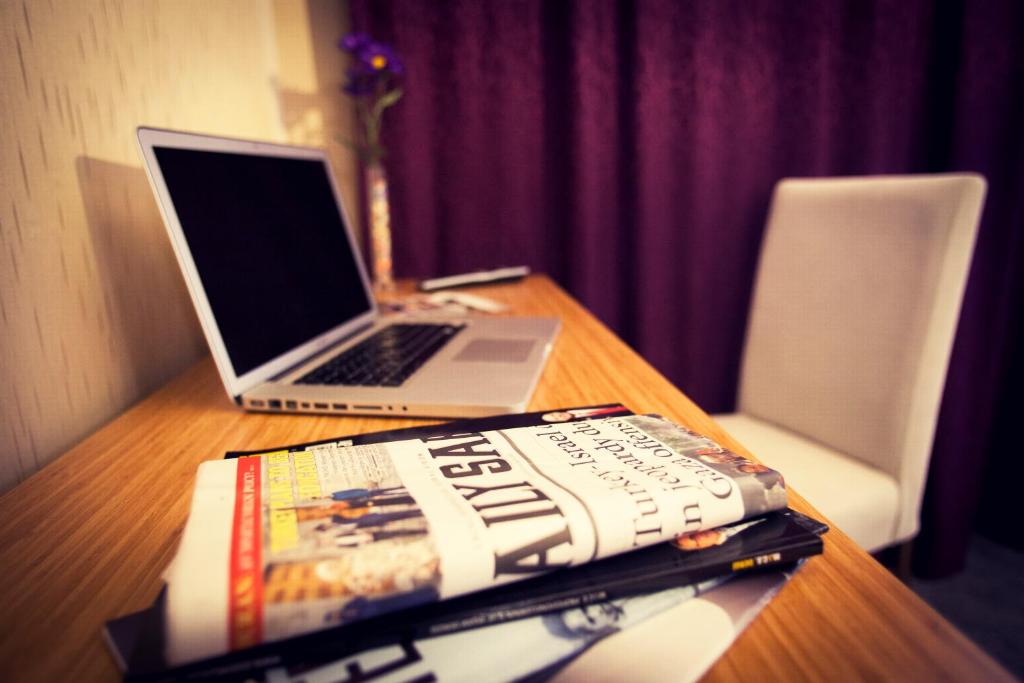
[136,127,559,418]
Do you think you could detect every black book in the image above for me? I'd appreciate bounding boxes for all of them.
[112,507,825,681]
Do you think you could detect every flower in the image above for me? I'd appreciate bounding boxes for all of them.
[340,34,404,79]
[338,33,405,164]
[360,43,404,76]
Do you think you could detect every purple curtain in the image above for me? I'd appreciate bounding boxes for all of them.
[350,0,1024,575]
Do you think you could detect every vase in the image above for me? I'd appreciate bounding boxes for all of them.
[365,162,395,294]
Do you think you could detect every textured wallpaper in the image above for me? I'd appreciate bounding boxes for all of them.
[0,0,356,493]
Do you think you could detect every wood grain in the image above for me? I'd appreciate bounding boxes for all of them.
[0,275,1011,681]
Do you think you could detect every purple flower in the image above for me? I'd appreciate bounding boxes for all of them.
[339,33,404,80]
[360,43,404,76]
[337,33,405,165]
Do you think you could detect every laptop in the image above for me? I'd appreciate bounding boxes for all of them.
[136,127,559,418]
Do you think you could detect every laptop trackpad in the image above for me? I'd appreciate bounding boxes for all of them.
[454,339,536,363]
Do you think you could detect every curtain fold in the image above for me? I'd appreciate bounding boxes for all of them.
[350,0,1024,575]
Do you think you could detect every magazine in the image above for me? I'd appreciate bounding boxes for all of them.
[269,568,802,683]
[161,409,788,666]
[110,577,729,683]
[111,508,824,680]
[549,564,803,683]
[109,567,803,683]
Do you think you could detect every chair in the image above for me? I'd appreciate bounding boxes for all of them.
[713,174,986,553]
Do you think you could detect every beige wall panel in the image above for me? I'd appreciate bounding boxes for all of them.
[0,0,358,493]
[273,0,360,234]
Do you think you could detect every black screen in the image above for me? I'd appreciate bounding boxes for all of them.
[154,146,372,376]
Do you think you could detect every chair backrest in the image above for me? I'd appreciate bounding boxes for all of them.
[737,174,986,542]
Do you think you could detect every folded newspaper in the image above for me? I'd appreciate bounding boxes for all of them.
[166,413,788,665]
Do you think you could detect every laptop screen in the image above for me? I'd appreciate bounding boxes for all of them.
[153,146,372,376]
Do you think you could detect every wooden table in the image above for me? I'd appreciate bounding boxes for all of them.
[0,275,1011,681]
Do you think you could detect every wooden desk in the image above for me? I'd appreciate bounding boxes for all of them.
[0,275,1011,681]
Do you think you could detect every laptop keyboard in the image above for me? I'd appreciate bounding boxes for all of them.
[295,323,465,387]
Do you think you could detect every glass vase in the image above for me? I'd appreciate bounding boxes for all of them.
[365,162,395,294]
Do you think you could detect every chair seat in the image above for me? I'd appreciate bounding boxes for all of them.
[713,413,899,552]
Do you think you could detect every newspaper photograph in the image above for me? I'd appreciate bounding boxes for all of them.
[164,414,787,664]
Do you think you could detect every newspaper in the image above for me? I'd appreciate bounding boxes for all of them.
[165,414,787,664]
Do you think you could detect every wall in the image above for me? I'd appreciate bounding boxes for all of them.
[0,0,357,493]
[274,0,357,188]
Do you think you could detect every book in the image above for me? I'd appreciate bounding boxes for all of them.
[119,405,793,677]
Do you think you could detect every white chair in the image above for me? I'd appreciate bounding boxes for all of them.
[713,174,986,553]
